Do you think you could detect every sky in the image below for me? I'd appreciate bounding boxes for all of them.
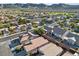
[0,0,79,5]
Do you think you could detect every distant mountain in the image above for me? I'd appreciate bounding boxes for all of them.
[0,3,79,9]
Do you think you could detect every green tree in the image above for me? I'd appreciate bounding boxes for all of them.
[41,18,46,25]
[33,27,46,36]
[3,23,11,28]
[15,45,22,53]
[69,22,76,28]
[32,21,38,28]
[0,23,4,29]
[0,31,3,36]
[57,21,64,27]
[7,15,14,19]
[18,18,26,25]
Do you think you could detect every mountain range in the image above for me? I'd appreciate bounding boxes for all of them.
[0,3,79,9]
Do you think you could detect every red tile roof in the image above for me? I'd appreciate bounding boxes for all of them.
[23,37,49,52]
[20,34,29,43]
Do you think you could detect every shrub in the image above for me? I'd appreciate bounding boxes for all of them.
[15,45,22,53]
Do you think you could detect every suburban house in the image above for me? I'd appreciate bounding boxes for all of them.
[46,16,53,24]
[63,32,79,47]
[19,33,65,56]
[0,28,9,37]
[45,22,59,34]
[20,34,50,55]
[62,51,74,56]
[39,43,63,56]
[52,26,67,39]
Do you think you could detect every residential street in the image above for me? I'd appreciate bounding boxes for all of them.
[0,31,27,42]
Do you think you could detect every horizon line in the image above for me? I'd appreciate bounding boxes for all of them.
[0,3,79,5]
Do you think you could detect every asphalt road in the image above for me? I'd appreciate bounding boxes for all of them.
[0,31,27,42]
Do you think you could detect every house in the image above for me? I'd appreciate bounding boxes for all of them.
[66,37,76,45]
[11,18,18,26]
[44,26,53,34]
[75,14,79,18]
[52,15,57,22]
[69,18,79,22]
[0,28,9,37]
[28,30,39,38]
[46,17,53,23]
[20,34,49,55]
[63,32,79,46]
[60,15,67,20]
[62,31,79,50]
[36,18,42,22]
[27,15,34,19]
[32,21,40,26]
[45,16,58,25]
[45,22,59,34]
[26,23,32,32]
[62,51,74,56]
[39,43,63,56]
[20,34,30,44]
[52,26,67,38]
[15,26,20,33]
[19,24,27,31]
